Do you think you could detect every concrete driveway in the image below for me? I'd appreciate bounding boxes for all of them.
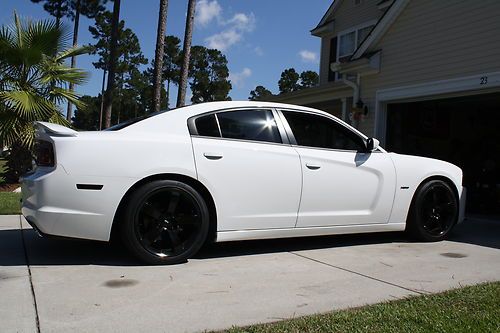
[1,215,499,333]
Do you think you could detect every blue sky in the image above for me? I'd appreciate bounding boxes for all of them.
[1,0,331,105]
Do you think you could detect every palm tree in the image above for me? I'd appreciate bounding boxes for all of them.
[152,0,169,113]
[0,13,89,181]
[176,0,196,108]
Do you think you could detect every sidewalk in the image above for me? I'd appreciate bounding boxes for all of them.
[1,215,499,333]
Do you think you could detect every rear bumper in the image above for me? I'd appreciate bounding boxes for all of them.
[21,165,136,241]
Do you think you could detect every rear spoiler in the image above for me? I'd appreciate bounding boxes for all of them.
[35,122,78,137]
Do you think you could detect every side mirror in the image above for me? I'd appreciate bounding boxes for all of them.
[366,138,380,151]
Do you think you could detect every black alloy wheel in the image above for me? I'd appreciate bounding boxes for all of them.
[121,180,209,264]
[406,180,458,241]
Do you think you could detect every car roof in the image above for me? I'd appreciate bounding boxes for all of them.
[168,101,331,118]
[119,101,368,141]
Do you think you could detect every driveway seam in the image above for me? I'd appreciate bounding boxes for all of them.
[19,216,41,333]
[289,251,426,296]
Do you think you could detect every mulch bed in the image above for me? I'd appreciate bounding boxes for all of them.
[0,183,20,192]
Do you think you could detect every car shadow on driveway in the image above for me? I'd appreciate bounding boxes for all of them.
[0,218,497,267]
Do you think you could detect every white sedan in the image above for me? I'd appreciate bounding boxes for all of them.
[21,101,466,264]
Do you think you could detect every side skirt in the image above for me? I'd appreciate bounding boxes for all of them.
[216,223,406,242]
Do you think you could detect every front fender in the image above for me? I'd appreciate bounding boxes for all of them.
[388,153,464,224]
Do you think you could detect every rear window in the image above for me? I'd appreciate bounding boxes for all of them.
[195,114,220,137]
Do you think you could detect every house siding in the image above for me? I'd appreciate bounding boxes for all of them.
[334,0,383,33]
[319,0,384,84]
[358,0,500,136]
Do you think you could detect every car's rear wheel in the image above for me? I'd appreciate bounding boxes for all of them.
[406,179,458,241]
[121,180,209,264]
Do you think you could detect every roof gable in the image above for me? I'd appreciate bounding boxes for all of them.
[311,0,344,35]
[352,0,410,59]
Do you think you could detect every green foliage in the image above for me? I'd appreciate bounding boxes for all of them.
[278,68,300,94]
[30,0,71,23]
[88,11,154,125]
[162,35,181,108]
[72,94,100,130]
[0,13,89,150]
[0,192,21,215]
[221,282,500,333]
[300,70,319,88]
[31,0,107,21]
[4,143,32,183]
[189,46,231,104]
[249,85,273,101]
[88,11,147,77]
[278,68,319,94]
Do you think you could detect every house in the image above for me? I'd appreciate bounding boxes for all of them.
[273,0,500,214]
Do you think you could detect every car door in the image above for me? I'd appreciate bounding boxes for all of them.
[280,110,396,227]
[189,108,302,231]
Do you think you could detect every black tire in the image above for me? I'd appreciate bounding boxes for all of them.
[121,180,210,265]
[406,179,458,242]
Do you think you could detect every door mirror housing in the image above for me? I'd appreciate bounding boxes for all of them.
[366,138,380,151]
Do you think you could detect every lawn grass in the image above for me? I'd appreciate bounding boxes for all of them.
[220,282,500,333]
[0,192,21,215]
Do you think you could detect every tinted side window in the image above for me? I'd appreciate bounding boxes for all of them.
[195,114,220,137]
[217,110,282,143]
[283,111,365,151]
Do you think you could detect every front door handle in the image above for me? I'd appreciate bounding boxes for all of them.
[306,163,321,170]
[203,153,223,160]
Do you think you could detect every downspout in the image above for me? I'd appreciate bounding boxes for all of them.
[341,73,361,128]
[341,73,360,108]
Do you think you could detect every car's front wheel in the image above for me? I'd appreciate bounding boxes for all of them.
[406,179,458,241]
[121,180,209,264]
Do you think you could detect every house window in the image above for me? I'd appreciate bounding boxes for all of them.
[337,23,375,58]
[339,31,356,58]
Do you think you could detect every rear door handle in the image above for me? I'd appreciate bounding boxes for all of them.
[203,153,223,160]
[306,163,321,170]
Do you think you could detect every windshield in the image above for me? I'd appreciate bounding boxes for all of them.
[105,109,171,131]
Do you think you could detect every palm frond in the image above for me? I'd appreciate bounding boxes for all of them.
[55,45,92,62]
[25,18,60,58]
[48,110,71,128]
[0,90,56,120]
[39,62,89,86]
[50,87,86,109]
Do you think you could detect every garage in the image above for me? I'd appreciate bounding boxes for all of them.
[385,92,500,215]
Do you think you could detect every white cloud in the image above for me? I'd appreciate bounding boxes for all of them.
[206,30,242,51]
[195,0,222,27]
[299,50,318,63]
[229,67,252,88]
[226,13,256,32]
[254,46,263,56]
[204,10,256,51]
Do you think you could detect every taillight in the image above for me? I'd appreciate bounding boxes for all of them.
[35,140,55,167]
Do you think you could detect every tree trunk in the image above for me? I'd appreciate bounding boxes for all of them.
[152,0,169,113]
[176,0,196,108]
[66,0,81,121]
[99,69,107,130]
[103,0,121,129]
